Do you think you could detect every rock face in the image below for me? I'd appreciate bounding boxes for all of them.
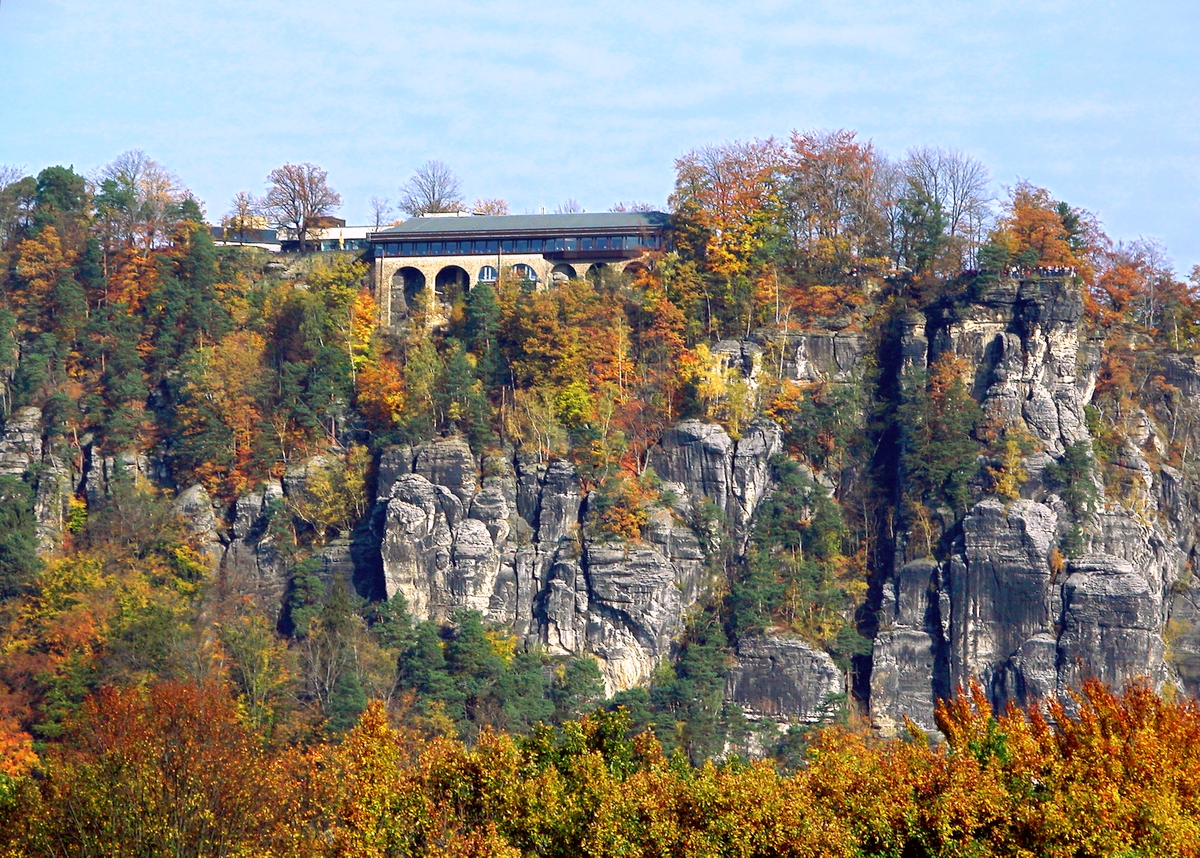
[0,407,43,477]
[785,331,868,383]
[649,418,783,550]
[726,636,843,722]
[9,265,1200,739]
[172,484,222,569]
[220,480,290,607]
[375,425,774,692]
[0,407,77,550]
[871,275,1187,733]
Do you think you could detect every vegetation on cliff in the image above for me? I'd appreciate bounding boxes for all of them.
[1,132,1200,850]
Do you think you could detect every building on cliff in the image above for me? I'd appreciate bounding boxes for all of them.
[210,216,374,253]
[367,211,668,326]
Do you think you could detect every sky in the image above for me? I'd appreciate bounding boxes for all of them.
[1,0,1197,271]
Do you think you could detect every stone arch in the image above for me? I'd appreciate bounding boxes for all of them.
[391,266,427,322]
[435,265,470,306]
[622,260,648,279]
[551,263,577,282]
[586,262,609,282]
[512,263,538,284]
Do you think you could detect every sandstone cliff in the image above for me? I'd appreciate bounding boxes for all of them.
[6,271,1200,737]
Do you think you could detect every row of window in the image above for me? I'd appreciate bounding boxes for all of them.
[374,234,662,257]
[397,265,535,285]
[320,238,370,252]
[467,265,537,283]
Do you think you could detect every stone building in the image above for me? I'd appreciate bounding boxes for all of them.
[368,211,668,326]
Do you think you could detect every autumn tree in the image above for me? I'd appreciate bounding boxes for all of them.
[980,181,1091,275]
[264,162,342,251]
[671,139,782,281]
[1088,236,1186,334]
[399,160,464,216]
[32,683,301,856]
[780,129,890,277]
[98,150,187,249]
[473,198,509,215]
[221,190,261,243]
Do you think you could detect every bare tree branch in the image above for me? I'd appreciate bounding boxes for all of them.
[473,198,509,216]
[368,196,394,229]
[903,147,992,266]
[100,150,187,248]
[610,201,658,212]
[264,163,342,252]
[398,161,464,216]
[222,191,262,244]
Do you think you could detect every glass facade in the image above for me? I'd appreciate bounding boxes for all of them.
[375,233,662,257]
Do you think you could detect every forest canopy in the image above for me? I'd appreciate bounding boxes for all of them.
[0,134,1198,854]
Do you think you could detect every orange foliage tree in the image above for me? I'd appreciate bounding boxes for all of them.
[671,139,783,280]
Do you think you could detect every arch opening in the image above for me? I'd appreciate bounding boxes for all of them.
[512,263,538,284]
[436,265,470,306]
[551,263,577,282]
[391,267,427,322]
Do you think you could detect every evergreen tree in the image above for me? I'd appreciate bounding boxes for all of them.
[0,476,42,600]
[33,166,87,239]
[649,609,731,764]
[444,610,506,731]
[900,356,982,515]
[436,339,491,451]
[463,280,501,386]
[147,223,230,387]
[93,304,147,451]
[398,620,461,719]
[551,657,605,724]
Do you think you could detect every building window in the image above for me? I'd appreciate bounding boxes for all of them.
[512,263,537,282]
[516,239,528,253]
[486,240,499,253]
[501,240,515,253]
[478,265,499,283]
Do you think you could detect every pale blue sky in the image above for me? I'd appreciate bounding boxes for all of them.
[1,1,1197,271]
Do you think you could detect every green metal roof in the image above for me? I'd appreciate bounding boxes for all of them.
[370,211,668,239]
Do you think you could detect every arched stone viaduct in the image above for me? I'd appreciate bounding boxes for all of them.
[367,211,667,328]
[373,254,646,328]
